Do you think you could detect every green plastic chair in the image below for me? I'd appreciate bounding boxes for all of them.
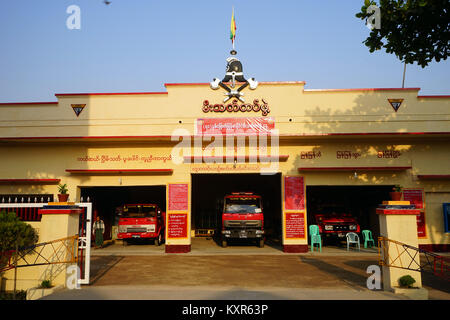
[362,230,375,248]
[309,225,322,252]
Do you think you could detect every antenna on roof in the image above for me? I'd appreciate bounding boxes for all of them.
[402,62,407,88]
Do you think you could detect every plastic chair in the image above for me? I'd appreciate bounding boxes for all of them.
[309,225,322,252]
[346,232,360,251]
[362,230,375,248]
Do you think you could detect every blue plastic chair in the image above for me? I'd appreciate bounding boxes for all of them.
[346,232,360,251]
[309,225,322,252]
[362,230,375,248]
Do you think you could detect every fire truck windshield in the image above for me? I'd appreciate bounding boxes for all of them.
[122,205,157,218]
[224,197,261,214]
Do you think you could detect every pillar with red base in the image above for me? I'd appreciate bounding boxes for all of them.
[377,201,424,292]
[38,203,83,287]
[165,184,191,253]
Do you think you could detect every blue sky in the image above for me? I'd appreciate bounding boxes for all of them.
[0,0,449,102]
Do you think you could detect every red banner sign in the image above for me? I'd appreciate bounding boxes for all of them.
[403,188,426,237]
[403,188,424,209]
[168,213,188,238]
[284,176,305,210]
[416,211,426,238]
[285,212,306,239]
[196,117,275,135]
[168,184,188,211]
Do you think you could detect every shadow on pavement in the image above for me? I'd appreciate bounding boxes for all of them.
[90,256,124,285]
[299,256,369,289]
[415,272,450,294]
[344,259,379,271]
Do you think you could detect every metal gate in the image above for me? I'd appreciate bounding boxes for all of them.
[75,202,92,285]
[0,200,92,285]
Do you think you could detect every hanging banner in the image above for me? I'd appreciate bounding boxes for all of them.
[167,213,188,238]
[196,117,275,135]
[403,188,426,238]
[285,212,306,239]
[284,176,305,211]
[168,183,189,211]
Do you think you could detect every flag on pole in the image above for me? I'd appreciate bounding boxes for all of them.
[230,8,236,46]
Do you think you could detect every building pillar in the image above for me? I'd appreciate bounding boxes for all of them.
[37,204,83,287]
[165,183,191,253]
[377,202,422,291]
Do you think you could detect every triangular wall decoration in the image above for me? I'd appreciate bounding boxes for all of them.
[388,99,404,112]
[71,104,86,117]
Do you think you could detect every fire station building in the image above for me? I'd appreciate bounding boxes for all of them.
[1,65,449,253]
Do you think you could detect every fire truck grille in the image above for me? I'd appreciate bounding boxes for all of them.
[127,227,147,233]
[332,225,350,231]
[224,220,261,228]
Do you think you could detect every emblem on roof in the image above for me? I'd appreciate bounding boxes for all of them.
[210,50,258,103]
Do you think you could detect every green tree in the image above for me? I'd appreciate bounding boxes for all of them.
[356,0,450,67]
[0,211,38,269]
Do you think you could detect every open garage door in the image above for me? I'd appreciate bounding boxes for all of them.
[191,173,282,248]
[306,186,392,245]
[80,186,166,241]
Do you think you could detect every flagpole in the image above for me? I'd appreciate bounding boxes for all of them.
[232,6,235,51]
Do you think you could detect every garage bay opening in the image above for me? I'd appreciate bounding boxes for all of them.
[306,185,392,247]
[191,173,282,250]
[80,186,166,245]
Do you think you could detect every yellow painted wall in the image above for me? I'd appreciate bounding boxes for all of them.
[0,83,449,138]
[0,83,449,247]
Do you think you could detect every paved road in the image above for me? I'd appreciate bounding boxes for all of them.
[42,284,407,300]
[42,252,450,300]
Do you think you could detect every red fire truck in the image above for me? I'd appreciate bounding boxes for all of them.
[117,204,165,246]
[314,212,360,242]
[220,192,265,248]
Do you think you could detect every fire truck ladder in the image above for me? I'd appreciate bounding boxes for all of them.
[378,237,450,281]
[0,235,78,273]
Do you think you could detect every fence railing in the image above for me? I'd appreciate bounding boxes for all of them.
[0,201,92,285]
[378,236,450,281]
[0,235,79,273]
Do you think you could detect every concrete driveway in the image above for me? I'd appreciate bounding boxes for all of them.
[42,239,450,300]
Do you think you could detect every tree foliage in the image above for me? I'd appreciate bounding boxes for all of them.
[0,211,38,253]
[356,0,450,67]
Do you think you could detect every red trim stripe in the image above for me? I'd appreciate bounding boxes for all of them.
[416,175,450,179]
[66,169,173,174]
[0,179,61,184]
[304,87,421,92]
[39,208,84,215]
[0,102,58,106]
[55,92,167,96]
[164,81,306,86]
[376,208,421,215]
[1,132,449,141]
[298,166,412,171]
[417,95,450,99]
[164,83,210,86]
